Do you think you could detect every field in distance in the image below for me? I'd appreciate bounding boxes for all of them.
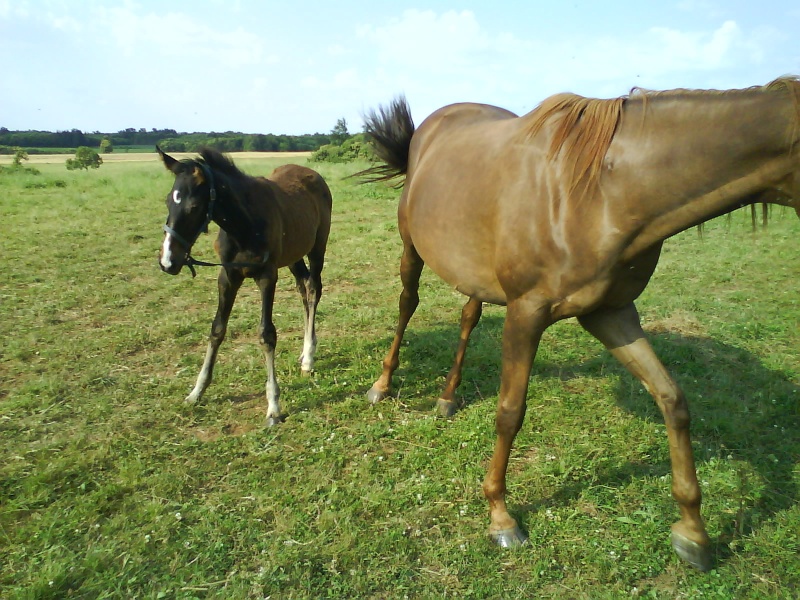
[0,151,312,165]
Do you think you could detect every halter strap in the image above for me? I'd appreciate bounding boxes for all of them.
[199,162,217,235]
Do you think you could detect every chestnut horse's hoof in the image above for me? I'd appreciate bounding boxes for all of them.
[671,531,713,572]
[366,386,387,404]
[490,526,528,548]
[436,398,459,418]
[266,414,285,427]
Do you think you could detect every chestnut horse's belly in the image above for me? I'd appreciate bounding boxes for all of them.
[407,201,508,306]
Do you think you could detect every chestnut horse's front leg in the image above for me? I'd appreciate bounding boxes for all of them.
[484,296,549,547]
[185,267,244,404]
[256,265,283,426]
[578,302,711,571]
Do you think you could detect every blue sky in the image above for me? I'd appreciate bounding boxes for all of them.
[2,0,799,135]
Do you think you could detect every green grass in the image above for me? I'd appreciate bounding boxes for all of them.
[0,158,798,599]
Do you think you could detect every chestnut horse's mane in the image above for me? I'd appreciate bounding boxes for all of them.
[522,76,800,201]
[522,92,624,200]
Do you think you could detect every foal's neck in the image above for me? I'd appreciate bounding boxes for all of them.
[212,176,263,250]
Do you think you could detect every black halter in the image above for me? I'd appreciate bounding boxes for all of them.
[163,162,268,277]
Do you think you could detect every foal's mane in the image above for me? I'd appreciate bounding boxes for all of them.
[193,148,258,221]
[198,146,249,180]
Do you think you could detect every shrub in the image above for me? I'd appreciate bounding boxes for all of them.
[310,134,376,163]
[66,147,103,171]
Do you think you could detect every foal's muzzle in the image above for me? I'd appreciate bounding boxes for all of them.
[160,225,192,276]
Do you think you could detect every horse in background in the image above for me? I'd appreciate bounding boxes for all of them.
[360,77,800,571]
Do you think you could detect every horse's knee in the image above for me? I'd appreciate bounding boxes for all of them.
[311,276,322,300]
[656,390,691,430]
[258,324,277,348]
[399,288,420,311]
[495,402,526,436]
[210,322,226,344]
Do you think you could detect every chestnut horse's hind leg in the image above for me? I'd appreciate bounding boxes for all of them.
[578,303,712,571]
[186,267,244,404]
[484,296,549,548]
[437,297,483,417]
[367,239,424,404]
[290,253,323,374]
[256,265,284,426]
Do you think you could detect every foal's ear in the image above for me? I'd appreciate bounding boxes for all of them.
[156,145,179,172]
[192,166,206,185]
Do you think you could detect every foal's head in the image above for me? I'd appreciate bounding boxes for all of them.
[157,146,216,275]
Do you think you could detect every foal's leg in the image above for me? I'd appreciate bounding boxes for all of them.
[256,266,283,426]
[185,267,244,403]
[484,296,549,547]
[289,251,324,374]
[437,297,483,417]
[289,260,314,373]
[578,303,711,571]
[367,240,424,403]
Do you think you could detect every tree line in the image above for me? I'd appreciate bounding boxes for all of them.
[0,127,334,154]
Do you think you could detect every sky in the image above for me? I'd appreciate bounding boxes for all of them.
[1,0,799,135]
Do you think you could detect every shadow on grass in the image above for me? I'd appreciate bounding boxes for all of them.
[338,310,798,566]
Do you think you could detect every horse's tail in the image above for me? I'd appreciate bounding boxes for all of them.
[356,96,415,186]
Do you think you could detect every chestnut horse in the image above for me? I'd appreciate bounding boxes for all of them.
[361,78,800,571]
[157,147,332,425]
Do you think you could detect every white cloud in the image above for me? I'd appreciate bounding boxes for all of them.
[646,20,742,71]
[357,9,490,70]
[46,12,81,32]
[0,0,30,19]
[91,7,264,67]
[327,44,348,57]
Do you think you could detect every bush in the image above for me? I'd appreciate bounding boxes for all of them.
[310,134,376,163]
[66,147,103,171]
[0,147,40,175]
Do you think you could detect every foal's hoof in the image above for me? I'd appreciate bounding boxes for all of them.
[671,531,713,572]
[490,526,528,549]
[366,386,387,405]
[298,355,314,375]
[436,398,459,418]
[266,414,286,427]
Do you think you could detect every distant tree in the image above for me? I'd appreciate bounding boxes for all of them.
[12,147,28,167]
[330,118,349,145]
[157,138,186,152]
[100,138,113,153]
[66,146,103,171]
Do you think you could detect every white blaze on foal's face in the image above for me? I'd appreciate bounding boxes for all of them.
[160,187,187,270]
[160,231,174,270]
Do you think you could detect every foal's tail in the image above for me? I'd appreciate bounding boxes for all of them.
[357,96,415,186]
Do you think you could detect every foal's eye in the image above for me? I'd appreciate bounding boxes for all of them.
[172,190,182,204]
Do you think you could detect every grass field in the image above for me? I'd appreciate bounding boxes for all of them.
[1,156,798,598]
